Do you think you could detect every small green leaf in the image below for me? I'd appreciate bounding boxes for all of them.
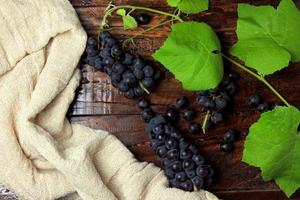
[243,106,300,197]
[230,0,300,75]
[116,9,126,17]
[167,0,208,14]
[122,15,138,30]
[153,22,223,91]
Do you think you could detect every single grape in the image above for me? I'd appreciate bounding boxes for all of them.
[188,122,202,134]
[165,108,179,123]
[220,143,234,153]
[122,53,133,65]
[135,13,152,25]
[142,78,155,89]
[87,37,97,46]
[182,108,197,121]
[175,96,189,109]
[175,172,187,182]
[143,65,154,77]
[211,112,224,124]
[249,94,261,107]
[124,88,135,99]
[138,98,150,110]
[140,109,154,123]
[223,129,239,143]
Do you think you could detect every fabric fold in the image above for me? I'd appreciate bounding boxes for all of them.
[0,0,219,200]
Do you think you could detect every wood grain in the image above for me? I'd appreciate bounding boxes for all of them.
[2,0,300,200]
[67,0,300,199]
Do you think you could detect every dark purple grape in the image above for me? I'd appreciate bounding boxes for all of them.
[211,112,223,124]
[167,149,180,160]
[133,69,144,80]
[143,65,154,77]
[138,98,150,110]
[140,108,154,123]
[112,63,125,74]
[157,146,168,157]
[142,78,155,89]
[165,108,179,123]
[249,94,261,107]
[188,123,201,134]
[223,129,239,143]
[124,88,135,99]
[196,166,210,177]
[180,149,192,160]
[257,102,270,112]
[175,96,189,109]
[135,13,152,25]
[165,138,178,150]
[111,45,123,57]
[220,143,234,153]
[134,86,145,96]
[183,159,196,170]
[102,56,114,66]
[87,37,97,46]
[175,172,187,182]
[183,108,197,121]
[180,180,193,192]
[192,155,205,165]
[122,53,133,65]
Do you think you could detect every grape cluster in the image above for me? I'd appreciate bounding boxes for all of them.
[139,99,215,191]
[84,31,163,99]
[196,72,239,128]
[248,94,275,112]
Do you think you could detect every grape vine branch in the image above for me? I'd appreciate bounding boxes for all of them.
[100,3,184,30]
[216,51,291,107]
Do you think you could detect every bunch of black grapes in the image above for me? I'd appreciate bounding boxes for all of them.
[84,31,163,98]
[139,99,215,191]
[196,72,239,128]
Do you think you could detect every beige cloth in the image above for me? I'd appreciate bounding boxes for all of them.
[0,0,219,200]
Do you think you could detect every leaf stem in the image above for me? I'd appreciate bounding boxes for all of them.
[218,52,290,107]
[101,5,183,30]
[202,111,211,134]
[123,19,174,48]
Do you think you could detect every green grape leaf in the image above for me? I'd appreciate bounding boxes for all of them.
[243,106,300,197]
[122,15,138,30]
[116,9,138,30]
[116,9,126,17]
[230,0,300,75]
[167,0,208,14]
[152,21,223,91]
[167,0,180,7]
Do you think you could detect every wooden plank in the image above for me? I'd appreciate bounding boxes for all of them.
[69,64,300,116]
[69,115,284,193]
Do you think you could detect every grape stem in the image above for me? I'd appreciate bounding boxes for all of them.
[218,52,290,107]
[101,5,184,30]
[123,19,174,48]
[202,111,211,134]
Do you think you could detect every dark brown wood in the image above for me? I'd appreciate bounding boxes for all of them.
[66,0,300,199]
[2,0,300,199]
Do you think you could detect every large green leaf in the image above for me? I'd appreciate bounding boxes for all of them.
[230,0,300,75]
[167,0,208,14]
[153,22,223,91]
[243,106,300,197]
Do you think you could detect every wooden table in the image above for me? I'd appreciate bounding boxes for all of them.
[1,0,300,200]
[68,0,300,199]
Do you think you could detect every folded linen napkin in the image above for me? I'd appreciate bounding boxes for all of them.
[0,0,219,200]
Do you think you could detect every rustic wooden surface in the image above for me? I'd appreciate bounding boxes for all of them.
[1,0,300,200]
[71,0,300,199]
